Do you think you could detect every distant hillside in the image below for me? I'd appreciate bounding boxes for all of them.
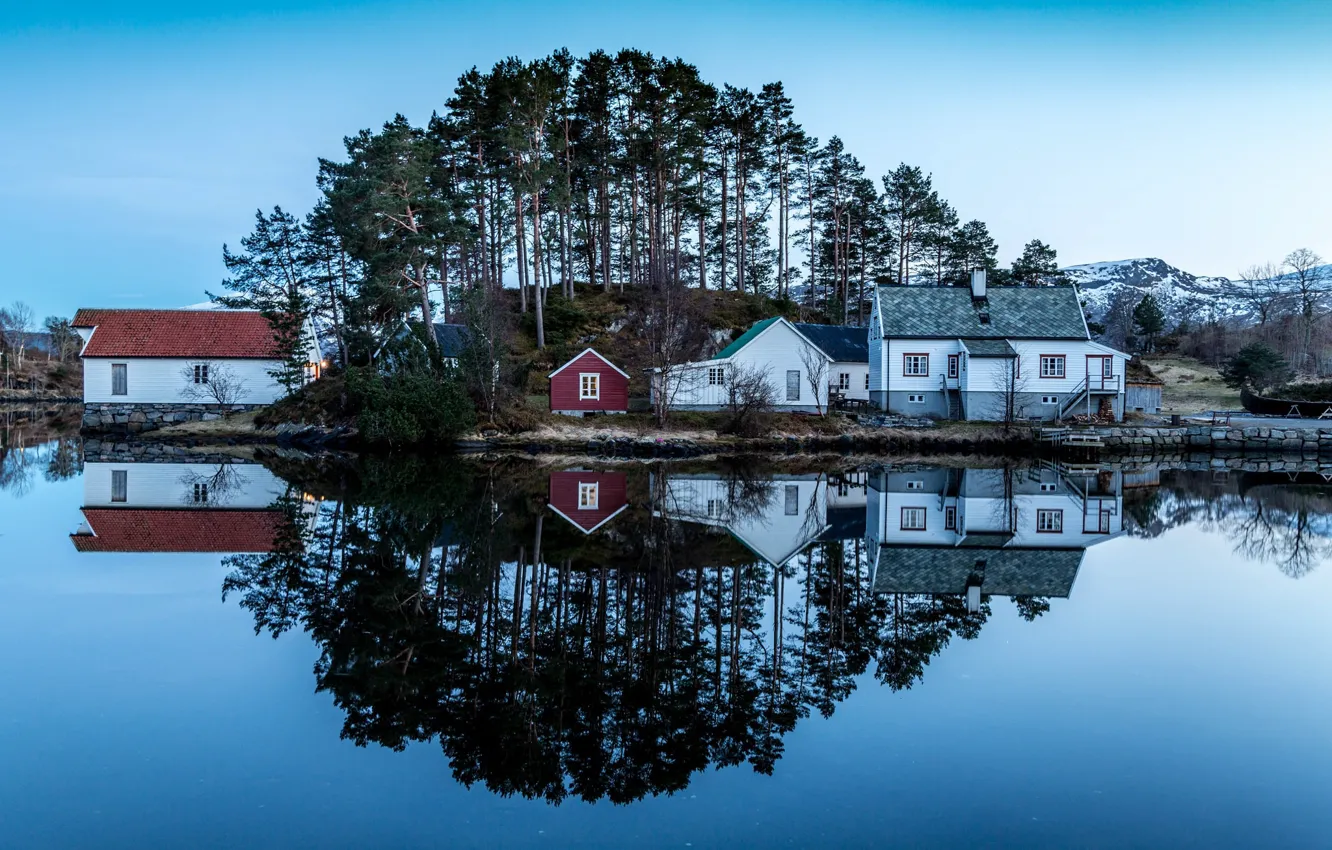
[1064,257,1332,327]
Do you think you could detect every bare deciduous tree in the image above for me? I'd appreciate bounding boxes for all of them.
[1284,248,1327,370]
[723,362,777,437]
[641,284,708,426]
[798,343,829,415]
[180,361,248,407]
[989,356,1031,426]
[1230,262,1288,327]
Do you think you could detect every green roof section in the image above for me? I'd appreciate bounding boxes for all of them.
[875,285,1089,339]
[713,316,781,360]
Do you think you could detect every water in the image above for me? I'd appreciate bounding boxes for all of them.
[2,438,1331,848]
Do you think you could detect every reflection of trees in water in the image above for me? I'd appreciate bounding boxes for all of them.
[222,458,1039,804]
[1124,471,1332,578]
[0,437,81,497]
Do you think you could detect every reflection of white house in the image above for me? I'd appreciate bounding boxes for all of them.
[655,471,868,566]
[71,461,295,553]
[656,318,868,413]
[869,272,1130,421]
[867,465,1123,609]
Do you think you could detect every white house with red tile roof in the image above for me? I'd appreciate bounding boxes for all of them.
[71,309,321,421]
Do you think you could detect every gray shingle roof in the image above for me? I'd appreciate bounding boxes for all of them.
[873,545,1085,598]
[960,339,1017,358]
[792,323,869,363]
[876,285,1089,339]
[431,323,470,358]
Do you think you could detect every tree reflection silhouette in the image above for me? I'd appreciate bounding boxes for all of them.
[222,457,1036,804]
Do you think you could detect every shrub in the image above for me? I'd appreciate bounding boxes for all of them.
[346,366,476,446]
[1220,343,1293,393]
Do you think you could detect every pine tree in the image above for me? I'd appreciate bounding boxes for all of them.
[881,164,936,286]
[1132,293,1166,352]
[1010,239,1063,287]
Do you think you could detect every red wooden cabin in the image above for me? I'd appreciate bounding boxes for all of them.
[548,348,630,416]
[548,470,629,534]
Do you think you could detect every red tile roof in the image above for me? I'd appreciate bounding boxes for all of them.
[70,509,286,553]
[71,309,282,359]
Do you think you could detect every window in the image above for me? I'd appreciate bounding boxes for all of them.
[786,370,801,401]
[865,373,870,390]
[947,355,959,379]
[784,485,800,516]
[906,480,924,491]
[111,470,127,503]
[578,482,599,510]
[907,394,925,404]
[708,366,726,386]
[1041,396,1059,405]
[192,483,209,504]
[901,507,927,531]
[707,498,722,518]
[1100,357,1114,378]
[903,354,929,377]
[1039,482,1058,492]
[111,363,127,396]
[579,373,600,400]
[1036,509,1063,533]
[944,506,957,530]
[1039,355,1066,378]
[192,364,209,384]
[838,372,850,390]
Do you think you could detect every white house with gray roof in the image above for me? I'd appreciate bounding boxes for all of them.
[658,317,868,413]
[869,271,1130,421]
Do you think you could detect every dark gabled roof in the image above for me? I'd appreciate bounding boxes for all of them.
[961,339,1017,358]
[873,545,1084,598]
[876,285,1089,339]
[714,317,780,360]
[431,323,470,358]
[793,323,868,363]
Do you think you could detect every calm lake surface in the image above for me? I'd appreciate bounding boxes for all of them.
[2,438,1332,848]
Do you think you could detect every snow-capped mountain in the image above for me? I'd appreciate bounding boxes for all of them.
[1062,258,1242,325]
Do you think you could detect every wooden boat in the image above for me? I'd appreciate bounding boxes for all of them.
[1240,386,1332,419]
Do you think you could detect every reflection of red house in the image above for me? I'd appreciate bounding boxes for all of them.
[548,348,630,416]
[70,509,284,553]
[548,471,629,534]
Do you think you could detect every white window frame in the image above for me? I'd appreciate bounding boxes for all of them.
[192,364,210,385]
[944,505,957,530]
[1040,355,1066,379]
[1041,395,1059,405]
[838,372,850,390]
[1036,509,1064,533]
[579,373,600,400]
[578,482,599,510]
[786,370,801,402]
[865,372,870,390]
[111,469,128,503]
[906,480,924,491]
[903,354,929,377]
[192,482,209,504]
[907,393,925,404]
[111,363,128,396]
[901,507,927,531]
[707,366,726,386]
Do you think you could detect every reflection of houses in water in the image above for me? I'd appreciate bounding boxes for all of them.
[655,471,868,566]
[868,465,1123,610]
[548,470,629,534]
[71,461,292,553]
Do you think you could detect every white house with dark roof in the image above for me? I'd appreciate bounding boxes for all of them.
[658,317,868,413]
[869,271,1129,421]
[867,465,1123,611]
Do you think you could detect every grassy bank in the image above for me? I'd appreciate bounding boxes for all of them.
[1141,355,1240,414]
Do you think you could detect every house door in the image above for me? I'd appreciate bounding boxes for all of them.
[1086,355,1113,390]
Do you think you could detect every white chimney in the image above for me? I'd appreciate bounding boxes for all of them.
[971,268,987,299]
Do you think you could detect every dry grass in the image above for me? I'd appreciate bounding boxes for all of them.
[1141,355,1241,414]
[146,409,263,438]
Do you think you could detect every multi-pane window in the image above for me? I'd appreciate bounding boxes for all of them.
[1040,355,1066,378]
[579,374,600,400]
[901,507,927,531]
[192,364,210,384]
[906,480,923,490]
[1041,396,1059,405]
[707,366,725,386]
[903,354,929,376]
[838,373,850,390]
[706,498,722,518]
[1036,509,1063,533]
[578,482,599,510]
[786,370,801,401]
[947,355,959,379]
[864,373,870,390]
[111,470,127,503]
[944,506,957,530]
[907,394,925,403]
[111,364,127,396]
[784,485,800,516]
[192,483,209,504]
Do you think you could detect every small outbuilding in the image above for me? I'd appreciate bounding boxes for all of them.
[547,470,629,534]
[548,348,629,416]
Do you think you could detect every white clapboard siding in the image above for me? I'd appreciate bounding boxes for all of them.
[668,321,832,410]
[884,339,959,394]
[83,358,287,404]
[83,462,289,509]
[660,474,829,566]
[969,341,1128,395]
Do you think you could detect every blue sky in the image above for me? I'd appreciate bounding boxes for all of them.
[2,0,1330,319]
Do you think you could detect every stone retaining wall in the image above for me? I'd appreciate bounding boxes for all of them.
[1099,425,1332,454]
[81,402,264,434]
